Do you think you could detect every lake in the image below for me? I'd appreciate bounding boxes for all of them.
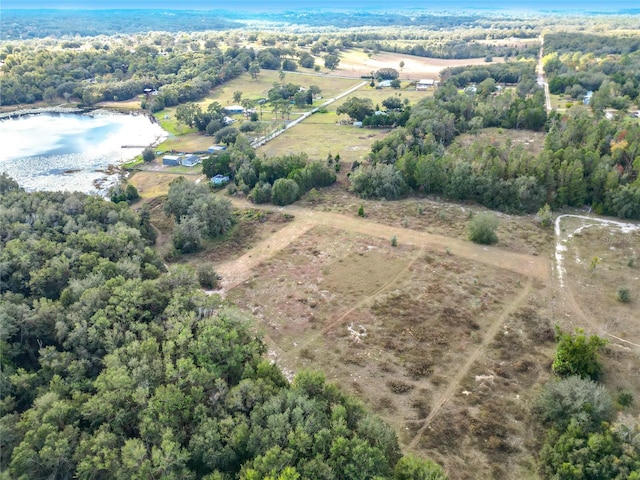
[0,110,167,194]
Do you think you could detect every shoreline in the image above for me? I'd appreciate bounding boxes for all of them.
[0,104,152,120]
[0,105,90,120]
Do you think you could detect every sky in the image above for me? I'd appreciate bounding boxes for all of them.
[3,0,640,10]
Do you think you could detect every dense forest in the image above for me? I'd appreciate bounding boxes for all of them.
[543,32,640,107]
[0,174,446,479]
[347,63,640,218]
[0,33,341,107]
[1,9,548,39]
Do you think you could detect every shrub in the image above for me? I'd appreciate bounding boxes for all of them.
[535,376,614,430]
[537,203,553,228]
[358,205,365,217]
[616,287,631,303]
[271,178,300,206]
[142,147,155,162]
[248,182,272,204]
[468,212,499,244]
[391,236,397,247]
[617,390,633,407]
[197,263,219,289]
[552,328,607,380]
[394,454,448,480]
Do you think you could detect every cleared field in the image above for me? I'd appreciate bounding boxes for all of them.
[257,121,389,165]
[452,127,547,157]
[554,215,640,411]
[127,170,187,198]
[329,82,434,111]
[332,49,505,80]
[155,132,213,152]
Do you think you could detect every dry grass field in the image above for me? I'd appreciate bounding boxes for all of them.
[332,49,505,80]
[214,198,554,479]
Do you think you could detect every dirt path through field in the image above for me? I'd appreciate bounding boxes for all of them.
[215,219,316,290]
[216,198,549,288]
[406,275,534,449]
[554,214,640,350]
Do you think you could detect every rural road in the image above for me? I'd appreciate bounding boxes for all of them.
[554,214,640,350]
[537,35,552,112]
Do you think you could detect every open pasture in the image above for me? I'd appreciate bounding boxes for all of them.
[332,49,505,80]
[256,121,389,165]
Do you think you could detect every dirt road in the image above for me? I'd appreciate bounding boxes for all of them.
[216,198,549,291]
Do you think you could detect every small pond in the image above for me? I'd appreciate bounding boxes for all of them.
[0,110,167,194]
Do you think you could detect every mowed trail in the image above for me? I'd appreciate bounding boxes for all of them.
[407,275,534,449]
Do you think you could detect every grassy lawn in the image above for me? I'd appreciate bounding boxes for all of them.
[331,82,432,111]
[153,110,197,135]
[257,121,389,165]
[156,133,214,153]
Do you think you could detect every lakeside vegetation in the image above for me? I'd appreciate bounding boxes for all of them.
[2,7,640,480]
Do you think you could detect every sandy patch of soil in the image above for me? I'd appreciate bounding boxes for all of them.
[329,51,504,80]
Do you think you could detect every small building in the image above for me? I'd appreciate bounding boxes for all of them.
[416,79,435,91]
[583,91,593,105]
[353,121,363,128]
[378,80,392,88]
[208,145,227,153]
[181,155,200,167]
[223,105,244,114]
[211,174,230,186]
[162,155,182,166]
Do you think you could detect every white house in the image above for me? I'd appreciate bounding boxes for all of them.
[416,79,435,91]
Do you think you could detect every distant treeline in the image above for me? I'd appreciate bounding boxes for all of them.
[1,9,241,38]
[2,8,542,38]
[356,39,538,60]
[0,39,318,107]
[542,32,640,107]
[544,32,640,56]
[350,63,640,219]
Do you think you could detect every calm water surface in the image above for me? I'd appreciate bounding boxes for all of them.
[0,111,167,194]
